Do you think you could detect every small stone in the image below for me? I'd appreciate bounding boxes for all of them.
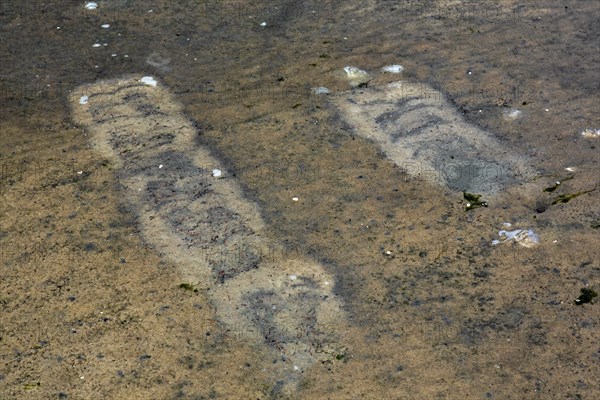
[313,87,330,94]
[382,65,404,74]
[581,128,600,138]
[140,76,157,87]
[503,109,522,120]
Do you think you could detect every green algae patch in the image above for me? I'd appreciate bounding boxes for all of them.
[552,188,596,205]
[178,283,198,293]
[543,175,573,193]
[23,382,41,390]
[463,192,488,211]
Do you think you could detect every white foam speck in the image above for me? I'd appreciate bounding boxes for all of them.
[140,76,157,87]
[260,22,267,27]
[92,43,101,48]
[382,64,404,73]
[85,2,98,10]
[101,24,110,28]
[79,95,89,105]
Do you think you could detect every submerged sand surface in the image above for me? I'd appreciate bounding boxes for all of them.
[1,1,598,399]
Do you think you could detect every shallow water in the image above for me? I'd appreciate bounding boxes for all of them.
[1,1,599,399]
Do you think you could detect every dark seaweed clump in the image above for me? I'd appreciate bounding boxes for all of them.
[575,288,597,305]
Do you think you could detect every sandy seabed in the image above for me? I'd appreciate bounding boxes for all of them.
[1,1,598,399]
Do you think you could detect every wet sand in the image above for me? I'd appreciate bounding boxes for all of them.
[1,1,599,399]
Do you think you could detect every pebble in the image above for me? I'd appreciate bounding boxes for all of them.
[313,87,330,94]
[493,227,539,248]
[343,66,371,87]
[502,108,522,120]
[79,95,89,105]
[140,76,157,87]
[212,169,222,178]
[382,65,404,73]
[581,128,600,138]
[84,2,98,10]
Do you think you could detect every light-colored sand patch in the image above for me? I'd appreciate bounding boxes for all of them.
[331,80,538,196]
[70,75,347,394]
